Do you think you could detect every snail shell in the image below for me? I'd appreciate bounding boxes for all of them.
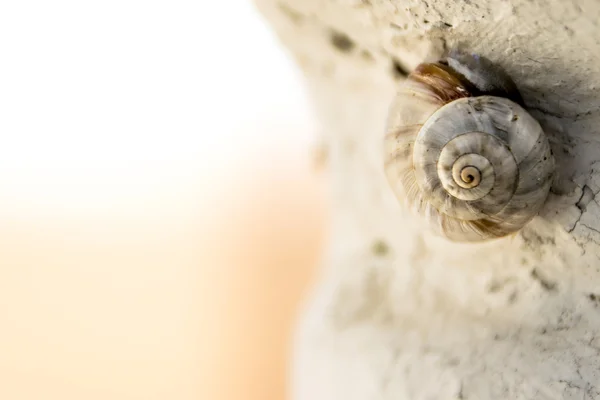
[384,52,554,242]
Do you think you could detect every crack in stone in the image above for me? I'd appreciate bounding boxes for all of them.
[577,223,600,247]
[530,268,558,292]
[528,105,600,120]
[276,2,305,24]
[567,212,583,233]
[576,185,595,212]
[581,223,600,236]
[457,382,465,399]
[567,185,600,233]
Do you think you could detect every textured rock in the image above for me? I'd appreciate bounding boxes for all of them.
[254,1,600,398]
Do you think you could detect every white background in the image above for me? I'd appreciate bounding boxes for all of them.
[0,2,323,400]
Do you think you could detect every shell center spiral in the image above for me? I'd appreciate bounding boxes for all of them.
[458,166,481,188]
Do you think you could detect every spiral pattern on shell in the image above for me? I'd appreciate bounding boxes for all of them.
[384,55,555,242]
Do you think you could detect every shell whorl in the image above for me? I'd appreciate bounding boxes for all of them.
[384,54,554,242]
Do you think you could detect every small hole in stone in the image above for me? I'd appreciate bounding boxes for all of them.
[360,50,374,61]
[372,240,389,256]
[391,58,410,79]
[330,31,355,53]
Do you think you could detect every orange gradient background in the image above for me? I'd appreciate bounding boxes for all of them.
[0,2,326,399]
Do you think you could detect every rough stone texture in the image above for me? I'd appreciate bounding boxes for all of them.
[254,1,600,399]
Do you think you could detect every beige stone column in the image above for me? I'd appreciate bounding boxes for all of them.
[255,1,600,398]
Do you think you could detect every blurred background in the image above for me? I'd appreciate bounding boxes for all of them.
[0,1,327,399]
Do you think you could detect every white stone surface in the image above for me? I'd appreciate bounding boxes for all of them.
[255,1,600,398]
